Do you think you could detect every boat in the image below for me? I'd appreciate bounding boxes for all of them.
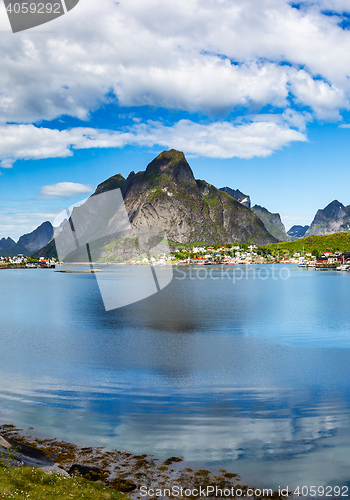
[337,264,350,271]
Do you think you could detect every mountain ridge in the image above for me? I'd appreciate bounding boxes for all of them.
[305,200,350,236]
[219,187,251,208]
[0,221,54,257]
[251,205,291,242]
[35,150,277,260]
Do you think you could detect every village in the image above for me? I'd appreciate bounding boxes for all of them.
[1,246,350,270]
[0,255,57,268]
[170,245,350,269]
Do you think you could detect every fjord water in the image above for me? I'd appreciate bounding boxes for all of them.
[1,265,350,488]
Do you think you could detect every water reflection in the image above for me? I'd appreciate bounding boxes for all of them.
[1,266,350,487]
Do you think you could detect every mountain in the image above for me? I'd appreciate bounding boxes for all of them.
[36,150,276,260]
[0,221,54,257]
[219,187,251,208]
[305,200,350,236]
[251,205,291,242]
[287,225,309,238]
[0,237,15,251]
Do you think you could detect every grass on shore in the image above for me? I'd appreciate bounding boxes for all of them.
[260,232,350,254]
[0,461,128,500]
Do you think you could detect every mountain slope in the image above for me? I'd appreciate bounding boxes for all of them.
[219,187,251,208]
[118,150,275,246]
[0,222,54,257]
[0,237,15,251]
[36,150,276,260]
[306,200,350,236]
[251,205,291,242]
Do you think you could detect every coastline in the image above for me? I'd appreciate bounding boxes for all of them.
[0,424,286,499]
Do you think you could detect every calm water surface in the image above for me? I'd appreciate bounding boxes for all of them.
[1,264,350,488]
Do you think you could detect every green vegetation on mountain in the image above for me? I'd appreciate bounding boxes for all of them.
[118,150,276,247]
[93,173,126,196]
[259,232,350,255]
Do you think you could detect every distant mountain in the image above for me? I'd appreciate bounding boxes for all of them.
[0,237,15,251]
[287,225,309,238]
[36,150,276,260]
[219,187,251,208]
[305,200,350,236]
[0,221,54,257]
[251,205,291,242]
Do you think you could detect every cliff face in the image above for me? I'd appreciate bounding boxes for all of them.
[251,205,291,242]
[116,150,275,246]
[36,150,277,260]
[306,200,350,236]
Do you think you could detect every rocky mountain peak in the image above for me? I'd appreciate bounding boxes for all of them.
[93,173,125,196]
[145,149,196,185]
[306,199,350,236]
[0,237,16,251]
[321,200,345,218]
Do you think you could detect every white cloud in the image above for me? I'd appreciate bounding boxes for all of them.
[39,182,93,199]
[0,120,307,167]
[289,71,347,120]
[128,120,307,159]
[0,0,350,124]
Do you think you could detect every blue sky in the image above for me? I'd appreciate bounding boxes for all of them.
[1,0,350,240]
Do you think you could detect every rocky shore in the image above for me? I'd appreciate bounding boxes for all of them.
[0,424,286,499]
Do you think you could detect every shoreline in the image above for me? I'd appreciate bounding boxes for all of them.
[0,424,288,499]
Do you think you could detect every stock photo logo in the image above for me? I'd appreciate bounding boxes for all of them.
[53,188,174,311]
[4,0,79,33]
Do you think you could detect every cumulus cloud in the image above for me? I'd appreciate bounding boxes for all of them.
[128,120,307,159]
[39,182,93,199]
[0,120,307,167]
[0,0,350,124]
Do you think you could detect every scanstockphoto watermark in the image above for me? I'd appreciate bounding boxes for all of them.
[140,485,290,498]
[175,265,291,283]
[53,188,174,312]
[4,0,79,33]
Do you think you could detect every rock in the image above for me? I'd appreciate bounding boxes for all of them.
[41,464,69,476]
[0,436,11,448]
[306,200,350,236]
[68,464,102,481]
[163,456,183,465]
[5,438,51,461]
[109,478,137,492]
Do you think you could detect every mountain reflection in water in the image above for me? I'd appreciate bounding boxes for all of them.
[1,265,350,488]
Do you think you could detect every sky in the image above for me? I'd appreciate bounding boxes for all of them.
[1,0,350,240]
